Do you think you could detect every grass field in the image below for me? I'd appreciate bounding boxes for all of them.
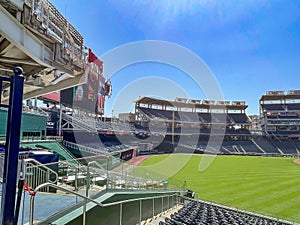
[138,154,300,223]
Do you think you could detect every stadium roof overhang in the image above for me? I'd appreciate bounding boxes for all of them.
[0,1,100,104]
[135,96,248,110]
[260,94,300,102]
[135,97,175,107]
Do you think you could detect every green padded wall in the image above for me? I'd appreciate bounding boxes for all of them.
[0,109,47,141]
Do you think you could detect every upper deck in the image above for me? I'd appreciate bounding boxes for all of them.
[0,0,103,102]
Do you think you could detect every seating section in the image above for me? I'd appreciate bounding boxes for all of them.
[226,128,251,135]
[270,140,299,154]
[138,107,250,124]
[261,104,285,111]
[262,103,300,111]
[253,139,279,153]
[179,140,260,154]
[287,103,300,111]
[294,140,300,151]
[262,101,300,138]
[236,140,262,153]
[62,108,300,156]
[266,114,300,120]
[222,140,240,154]
[129,124,250,136]
[159,201,291,225]
[268,130,300,137]
[228,113,250,123]
[176,139,300,155]
[83,142,132,153]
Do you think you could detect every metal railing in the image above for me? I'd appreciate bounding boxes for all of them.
[24,158,58,192]
[29,182,180,225]
[62,140,110,156]
[62,114,97,133]
[58,155,160,193]
[56,141,81,164]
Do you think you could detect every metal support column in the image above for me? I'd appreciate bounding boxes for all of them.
[58,103,62,136]
[1,67,24,225]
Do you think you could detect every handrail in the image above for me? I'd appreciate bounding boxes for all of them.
[57,153,149,185]
[69,158,149,189]
[29,182,179,225]
[62,114,95,132]
[83,160,108,225]
[62,140,110,156]
[24,158,58,184]
[55,141,81,165]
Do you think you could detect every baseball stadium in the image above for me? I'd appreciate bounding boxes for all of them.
[0,1,300,225]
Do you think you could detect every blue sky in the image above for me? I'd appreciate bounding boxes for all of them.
[51,0,300,116]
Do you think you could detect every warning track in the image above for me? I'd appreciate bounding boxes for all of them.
[128,155,150,166]
[293,159,300,165]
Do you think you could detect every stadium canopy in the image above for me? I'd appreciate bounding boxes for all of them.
[260,90,300,102]
[135,96,248,111]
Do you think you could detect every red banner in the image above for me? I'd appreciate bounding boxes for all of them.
[88,48,103,73]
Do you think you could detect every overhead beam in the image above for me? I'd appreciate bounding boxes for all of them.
[24,83,44,89]
[0,39,12,54]
[23,72,86,100]
[0,57,40,66]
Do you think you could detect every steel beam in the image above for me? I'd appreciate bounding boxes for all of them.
[0,4,52,67]
[0,57,40,66]
[23,72,86,100]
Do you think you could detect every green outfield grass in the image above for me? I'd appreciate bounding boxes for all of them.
[138,154,300,223]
